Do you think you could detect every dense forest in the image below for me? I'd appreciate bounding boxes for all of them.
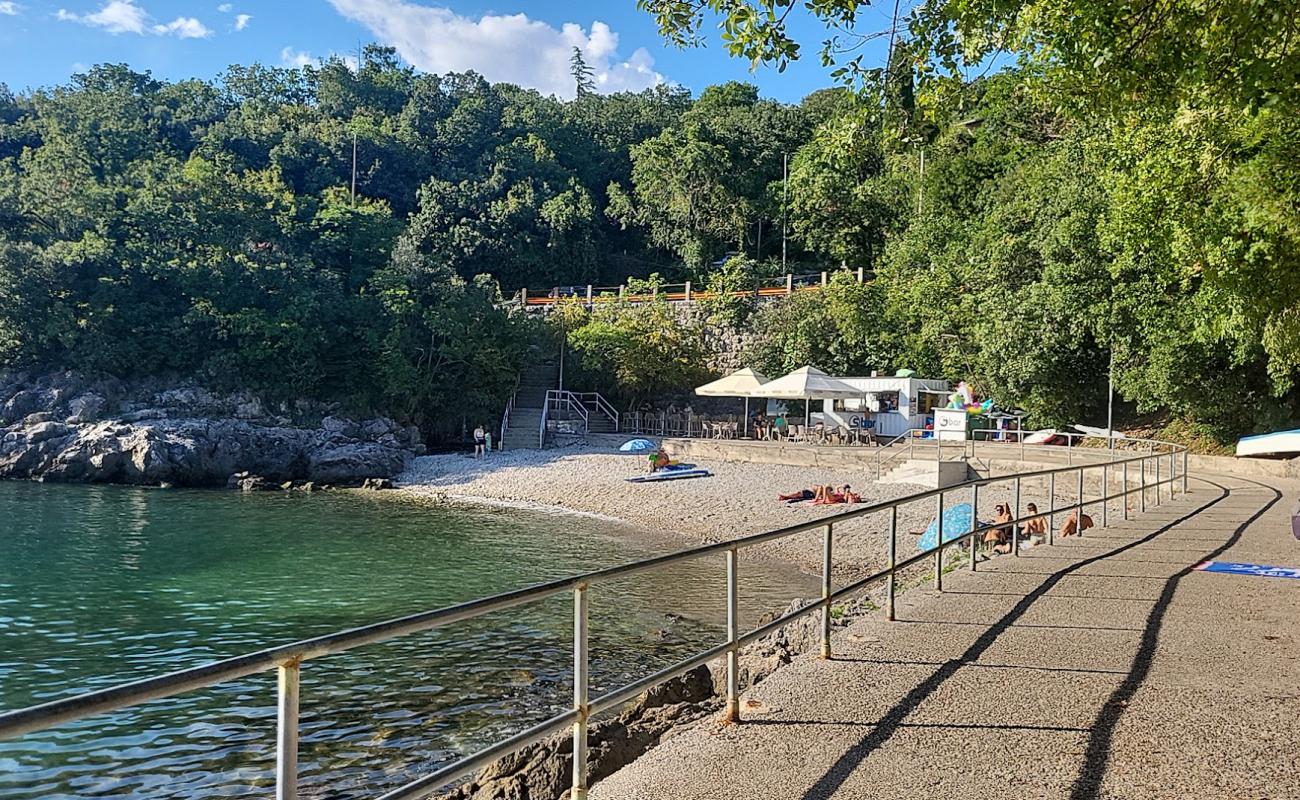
[1,13,1298,444]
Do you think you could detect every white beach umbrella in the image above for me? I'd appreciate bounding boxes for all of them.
[695,367,770,436]
[751,366,861,427]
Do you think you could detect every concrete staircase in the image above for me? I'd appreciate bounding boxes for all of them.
[501,359,558,450]
[877,457,972,488]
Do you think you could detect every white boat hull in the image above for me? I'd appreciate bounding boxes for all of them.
[1236,429,1300,458]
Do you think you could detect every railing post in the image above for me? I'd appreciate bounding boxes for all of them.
[276,661,301,800]
[1012,476,1021,556]
[1123,461,1130,520]
[1170,451,1177,496]
[1076,466,1085,536]
[969,483,979,571]
[684,280,692,302]
[934,491,944,592]
[1155,455,1162,507]
[724,548,740,723]
[1048,471,1056,544]
[820,271,827,287]
[785,273,793,294]
[821,523,833,659]
[1101,463,1109,528]
[1140,457,1147,513]
[857,266,865,283]
[572,584,590,800]
[585,284,592,308]
[887,507,897,620]
[1182,449,1189,494]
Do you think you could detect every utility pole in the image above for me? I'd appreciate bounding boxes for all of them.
[1107,347,1115,450]
[351,129,358,205]
[781,152,789,271]
[916,148,925,214]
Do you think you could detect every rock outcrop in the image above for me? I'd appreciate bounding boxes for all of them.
[438,598,864,800]
[0,370,424,487]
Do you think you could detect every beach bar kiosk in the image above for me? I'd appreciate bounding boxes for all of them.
[818,375,951,438]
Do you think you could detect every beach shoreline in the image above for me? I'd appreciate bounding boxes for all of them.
[393,445,943,577]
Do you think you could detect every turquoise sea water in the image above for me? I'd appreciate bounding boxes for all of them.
[0,482,816,799]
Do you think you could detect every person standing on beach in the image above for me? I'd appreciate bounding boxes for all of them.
[473,424,486,458]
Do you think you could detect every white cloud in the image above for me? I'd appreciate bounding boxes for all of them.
[280,46,315,69]
[0,2,20,16]
[57,1,149,34]
[217,3,231,11]
[153,16,211,38]
[58,1,212,38]
[326,0,664,98]
[234,12,250,30]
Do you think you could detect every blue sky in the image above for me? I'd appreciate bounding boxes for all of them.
[0,0,905,102]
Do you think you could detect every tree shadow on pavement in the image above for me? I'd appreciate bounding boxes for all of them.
[1066,479,1280,799]
[797,484,1235,800]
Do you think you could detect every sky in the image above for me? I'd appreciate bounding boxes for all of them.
[0,0,907,102]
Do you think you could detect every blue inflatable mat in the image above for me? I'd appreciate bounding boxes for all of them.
[1195,561,1300,580]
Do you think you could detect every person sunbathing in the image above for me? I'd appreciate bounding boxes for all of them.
[1061,509,1094,537]
[1024,503,1048,544]
[778,487,817,503]
[812,484,862,505]
[984,503,1015,554]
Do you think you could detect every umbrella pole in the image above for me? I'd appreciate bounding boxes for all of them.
[744,397,749,438]
[805,398,811,429]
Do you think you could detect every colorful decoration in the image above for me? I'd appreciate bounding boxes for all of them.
[947,381,993,414]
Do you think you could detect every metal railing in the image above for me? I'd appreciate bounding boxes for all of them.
[0,437,1190,800]
[573,392,618,430]
[516,268,869,308]
[499,379,519,451]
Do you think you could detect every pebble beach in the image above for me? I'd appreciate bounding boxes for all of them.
[393,445,1104,577]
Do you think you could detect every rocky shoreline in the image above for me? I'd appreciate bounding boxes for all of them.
[438,596,876,800]
[0,370,424,488]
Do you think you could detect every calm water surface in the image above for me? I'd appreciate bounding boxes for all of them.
[0,482,817,799]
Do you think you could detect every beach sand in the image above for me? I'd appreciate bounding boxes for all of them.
[394,445,1089,577]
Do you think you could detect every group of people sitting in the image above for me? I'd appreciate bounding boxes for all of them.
[778,484,862,505]
[981,503,1093,555]
[751,412,789,440]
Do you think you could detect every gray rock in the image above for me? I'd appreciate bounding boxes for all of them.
[27,421,72,444]
[3,390,45,423]
[66,392,106,424]
[308,442,410,484]
[441,666,716,800]
[0,371,424,487]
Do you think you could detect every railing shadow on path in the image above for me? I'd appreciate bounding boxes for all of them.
[1065,477,1280,800]
[794,477,1269,800]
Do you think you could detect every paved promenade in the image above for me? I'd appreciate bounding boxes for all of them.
[591,473,1300,800]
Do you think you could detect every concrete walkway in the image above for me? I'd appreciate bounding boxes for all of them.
[590,474,1300,800]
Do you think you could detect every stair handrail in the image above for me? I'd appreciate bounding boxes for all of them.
[538,394,550,448]
[545,390,590,440]
[571,391,619,430]
[875,428,931,479]
[500,378,519,450]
